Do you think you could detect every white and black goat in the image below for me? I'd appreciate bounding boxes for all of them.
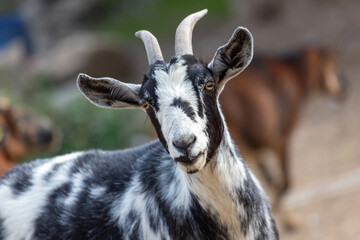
[0,10,278,240]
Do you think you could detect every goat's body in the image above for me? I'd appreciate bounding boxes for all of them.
[0,10,279,239]
[0,137,277,240]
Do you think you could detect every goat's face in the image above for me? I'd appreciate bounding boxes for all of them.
[138,56,221,172]
[77,10,253,173]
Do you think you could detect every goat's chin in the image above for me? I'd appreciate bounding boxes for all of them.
[176,153,207,174]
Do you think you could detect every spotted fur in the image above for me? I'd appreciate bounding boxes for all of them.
[0,12,278,240]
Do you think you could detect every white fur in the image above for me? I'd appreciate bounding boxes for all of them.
[188,139,248,239]
[89,185,107,199]
[158,157,192,211]
[64,172,85,207]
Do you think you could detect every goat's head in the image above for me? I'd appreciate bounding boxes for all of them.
[303,47,347,98]
[0,99,56,162]
[77,9,253,173]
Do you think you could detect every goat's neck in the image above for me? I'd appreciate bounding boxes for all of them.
[186,126,250,234]
[188,126,248,194]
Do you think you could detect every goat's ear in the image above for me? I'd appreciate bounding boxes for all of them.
[208,27,253,93]
[77,73,142,109]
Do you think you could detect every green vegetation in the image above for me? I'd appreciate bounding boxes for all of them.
[48,97,151,154]
[96,0,229,43]
[9,75,152,162]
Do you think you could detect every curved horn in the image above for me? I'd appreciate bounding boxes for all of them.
[135,30,164,65]
[175,9,208,56]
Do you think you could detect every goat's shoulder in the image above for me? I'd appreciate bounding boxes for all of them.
[0,140,166,191]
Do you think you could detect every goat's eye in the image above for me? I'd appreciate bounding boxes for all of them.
[143,101,150,110]
[205,82,215,91]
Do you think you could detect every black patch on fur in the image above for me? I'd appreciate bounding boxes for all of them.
[146,203,161,233]
[10,164,33,195]
[203,89,224,161]
[0,217,4,240]
[34,182,72,239]
[139,61,167,111]
[171,98,196,121]
[271,217,280,239]
[34,179,123,240]
[139,61,170,151]
[181,55,212,119]
[237,174,259,236]
[236,169,278,239]
[187,194,229,240]
[68,150,135,194]
[127,210,141,239]
[169,56,180,65]
[147,108,168,152]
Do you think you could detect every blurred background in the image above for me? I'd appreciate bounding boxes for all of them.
[0,0,359,239]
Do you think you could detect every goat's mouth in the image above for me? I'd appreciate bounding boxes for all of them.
[175,152,206,173]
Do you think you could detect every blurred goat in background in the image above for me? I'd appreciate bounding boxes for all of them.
[220,46,347,207]
[0,99,57,176]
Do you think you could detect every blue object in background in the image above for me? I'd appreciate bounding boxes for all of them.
[0,10,33,56]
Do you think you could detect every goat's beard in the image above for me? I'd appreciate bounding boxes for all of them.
[175,152,207,174]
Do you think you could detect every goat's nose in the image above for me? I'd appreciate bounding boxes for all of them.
[173,135,196,154]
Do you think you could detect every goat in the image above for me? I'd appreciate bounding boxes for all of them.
[0,99,55,177]
[0,10,278,240]
[220,47,347,206]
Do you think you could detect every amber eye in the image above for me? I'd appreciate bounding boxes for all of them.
[205,82,215,91]
[143,101,150,110]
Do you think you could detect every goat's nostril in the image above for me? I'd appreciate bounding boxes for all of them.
[173,135,196,152]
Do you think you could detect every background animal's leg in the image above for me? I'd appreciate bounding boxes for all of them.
[258,152,276,188]
[278,141,290,196]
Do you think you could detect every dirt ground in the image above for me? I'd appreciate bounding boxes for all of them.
[275,55,360,239]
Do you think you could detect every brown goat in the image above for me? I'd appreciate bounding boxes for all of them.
[0,99,57,176]
[220,47,346,206]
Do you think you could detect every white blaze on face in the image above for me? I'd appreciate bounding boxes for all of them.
[153,60,209,172]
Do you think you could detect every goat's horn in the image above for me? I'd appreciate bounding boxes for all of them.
[175,9,208,56]
[135,30,164,65]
